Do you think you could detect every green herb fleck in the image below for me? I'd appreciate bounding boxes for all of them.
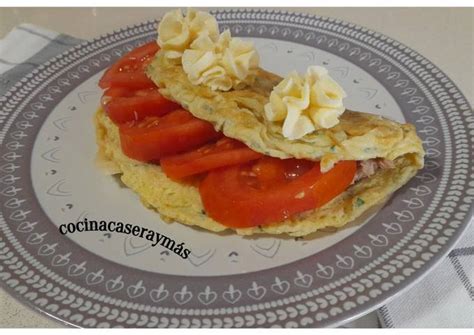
[330,145,336,152]
[355,197,365,207]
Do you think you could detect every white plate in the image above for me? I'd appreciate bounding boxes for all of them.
[0,10,472,327]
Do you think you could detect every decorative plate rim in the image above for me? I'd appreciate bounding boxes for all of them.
[0,9,473,328]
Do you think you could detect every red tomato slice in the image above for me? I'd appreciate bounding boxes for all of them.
[104,88,180,124]
[103,87,131,98]
[101,87,129,107]
[199,158,357,228]
[101,72,156,90]
[119,109,221,162]
[160,138,263,180]
[99,41,159,89]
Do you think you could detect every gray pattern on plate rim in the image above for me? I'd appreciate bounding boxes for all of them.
[0,9,473,328]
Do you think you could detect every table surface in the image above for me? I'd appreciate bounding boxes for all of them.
[0,7,472,328]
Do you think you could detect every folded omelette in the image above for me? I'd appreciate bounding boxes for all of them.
[94,50,424,237]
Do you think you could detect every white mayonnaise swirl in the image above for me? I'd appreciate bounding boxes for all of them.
[157,9,259,91]
[157,9,219,60]
[264,66,347,140]
[182,30,259,91]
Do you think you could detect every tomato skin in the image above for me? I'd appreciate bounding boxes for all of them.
[99,41,159,89]
[101,87,130,107]
[199,159,357,228]
[119,110,221,162]
[102,86,131,98]
[160,138,263,180]
[250,157,315,187]
[104,89,180,124]
[101,72,156,90]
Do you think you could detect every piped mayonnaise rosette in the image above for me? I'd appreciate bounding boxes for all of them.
[157,9,259,91]
[182,30,259,91]
[264,66,347,140]
[157,9,219,60]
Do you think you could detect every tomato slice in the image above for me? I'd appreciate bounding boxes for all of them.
[104,88,180,124]
[119,109,221,162]
[102,86,130,98]
[101,72,156,90]
[199,158,357,228]
[160,138,263,180]
[99,41,159,89]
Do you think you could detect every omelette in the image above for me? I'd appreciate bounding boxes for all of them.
[94,8,424,236]
[147,53,424,173]
[94,54,424,237]
[95,108,422,237]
